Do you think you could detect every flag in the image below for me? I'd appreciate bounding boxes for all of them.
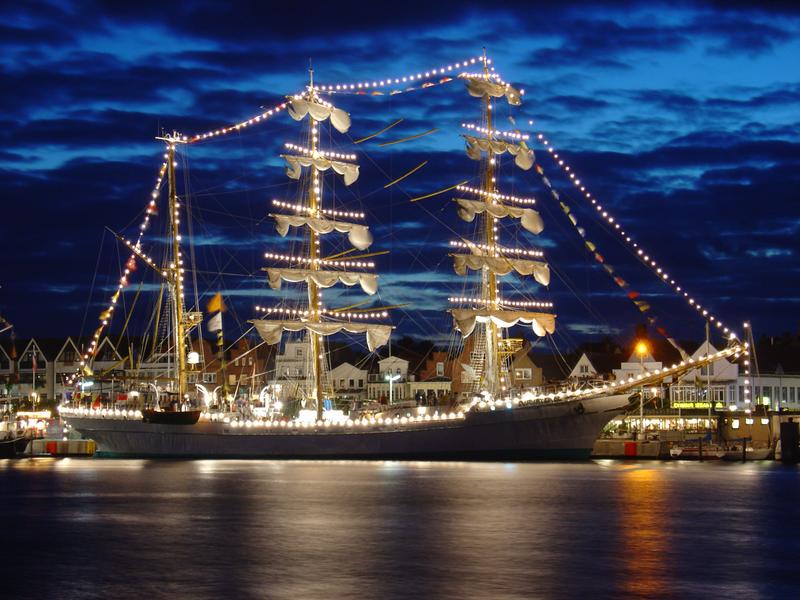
[208,312,222,333]
[31,351,37,371]
[206,293,226,314]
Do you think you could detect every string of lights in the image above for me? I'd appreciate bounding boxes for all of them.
[448,296,553,309]
[188,101,288,143]
[461,123,529,140]
[530,125,739,341]
[449,240,544,258]
[456,184,536,205]
[271,200,365,220]
[68,159,168,385]
[284,143,356,161]
[254,305,389,319]
[314,56,485,92]
[263,252,374,269]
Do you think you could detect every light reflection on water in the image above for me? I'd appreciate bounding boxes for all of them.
[1,459,798,599]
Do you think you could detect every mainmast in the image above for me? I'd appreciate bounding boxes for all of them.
[481,51,501,393]
[449,53,556,399]
[306,68,325,420]
[251,70,393,419]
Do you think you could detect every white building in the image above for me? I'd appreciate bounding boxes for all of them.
[330,361,367,401]
[668,341,739,407]
[367,356,410,403]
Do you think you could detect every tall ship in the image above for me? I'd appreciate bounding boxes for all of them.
[60,55,744,458]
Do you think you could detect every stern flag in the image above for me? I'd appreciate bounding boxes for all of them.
[208,312,222,333]
[207,293,227,314]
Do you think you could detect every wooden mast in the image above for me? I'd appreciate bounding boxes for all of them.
[306,69,325,421]
[157,133,188,401]
[481,49,502,395]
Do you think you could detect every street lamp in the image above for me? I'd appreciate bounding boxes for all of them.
[385,373,401,405]
[635,341,648,440]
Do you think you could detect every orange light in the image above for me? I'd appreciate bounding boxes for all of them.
[635,341,648,356]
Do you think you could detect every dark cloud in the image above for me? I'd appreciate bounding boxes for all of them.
[0,0,798,347]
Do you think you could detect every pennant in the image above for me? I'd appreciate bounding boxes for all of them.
[208,312,222,333]
[627,291,640,300]
[206,293,226,314]
[613,276,627,287]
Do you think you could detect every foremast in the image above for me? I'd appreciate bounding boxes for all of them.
[450,53,556,398]
[251,71,392,420]
[154,133,202,401]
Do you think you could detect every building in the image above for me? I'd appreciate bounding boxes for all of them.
[367,356,410,403]
[329,361,368,402]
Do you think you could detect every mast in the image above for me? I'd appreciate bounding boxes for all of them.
[157,133,188,400]
[250,68,393,419]
[481,49,501,395]
[448,53,555,400]
[306,67,325,421]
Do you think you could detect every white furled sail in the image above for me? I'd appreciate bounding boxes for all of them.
[450,253,551,286]
[266,268,377,295]
[451,309,556,339]
[463,135,534,170]
[252,320,392,352]
[455,198,544,235]
[464,76,522,106]
[271,214,373,250]
[287,97,351,133]
[282,154,360,186]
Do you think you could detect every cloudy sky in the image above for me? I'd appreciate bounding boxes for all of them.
[1,1,798,354]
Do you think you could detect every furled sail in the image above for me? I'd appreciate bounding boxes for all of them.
[266,268,377,295]
[282,154,360,186]
[463,135,534,170]
[272,214,373,250]
[287,97,351,133]
[464,76,522,106]
[455,198,544,235]
[451,253,550,286]
[450,309,556,338]
[251,319,392,352]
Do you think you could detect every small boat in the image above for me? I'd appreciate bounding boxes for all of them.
[721,446,773,461]
[669,444,725,459]
[141,409,202,426]
[0,434,30,458]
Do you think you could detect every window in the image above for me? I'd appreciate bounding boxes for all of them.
[186,373,198,384]
[228,374,236,385]
[248,356,253,366]
[515,368,532,380]
[295,348,303,358]
[579,364,589,374]
[436,362,444,377]
[339,379,345,388]
[202,373,216,384]
[358,379,363,388]
[349,379,355,388]
[396,368,401,375]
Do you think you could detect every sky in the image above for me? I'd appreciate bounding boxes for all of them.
[1,0,798,356]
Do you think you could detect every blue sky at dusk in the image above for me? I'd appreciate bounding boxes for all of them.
[1,1,798,354]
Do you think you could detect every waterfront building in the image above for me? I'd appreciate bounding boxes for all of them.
[329,361,368,402]
[366,356,409,402]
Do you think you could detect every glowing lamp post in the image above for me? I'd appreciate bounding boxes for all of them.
[635,341,648,440]
[385,373,401,405]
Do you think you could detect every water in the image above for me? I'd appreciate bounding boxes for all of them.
[1,459,798,599]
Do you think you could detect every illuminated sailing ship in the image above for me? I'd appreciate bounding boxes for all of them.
[60,57,745,459]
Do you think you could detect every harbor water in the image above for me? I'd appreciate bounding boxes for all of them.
[1,459,798,599]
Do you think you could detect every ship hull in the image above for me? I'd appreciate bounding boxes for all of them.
[65,394,629,460]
